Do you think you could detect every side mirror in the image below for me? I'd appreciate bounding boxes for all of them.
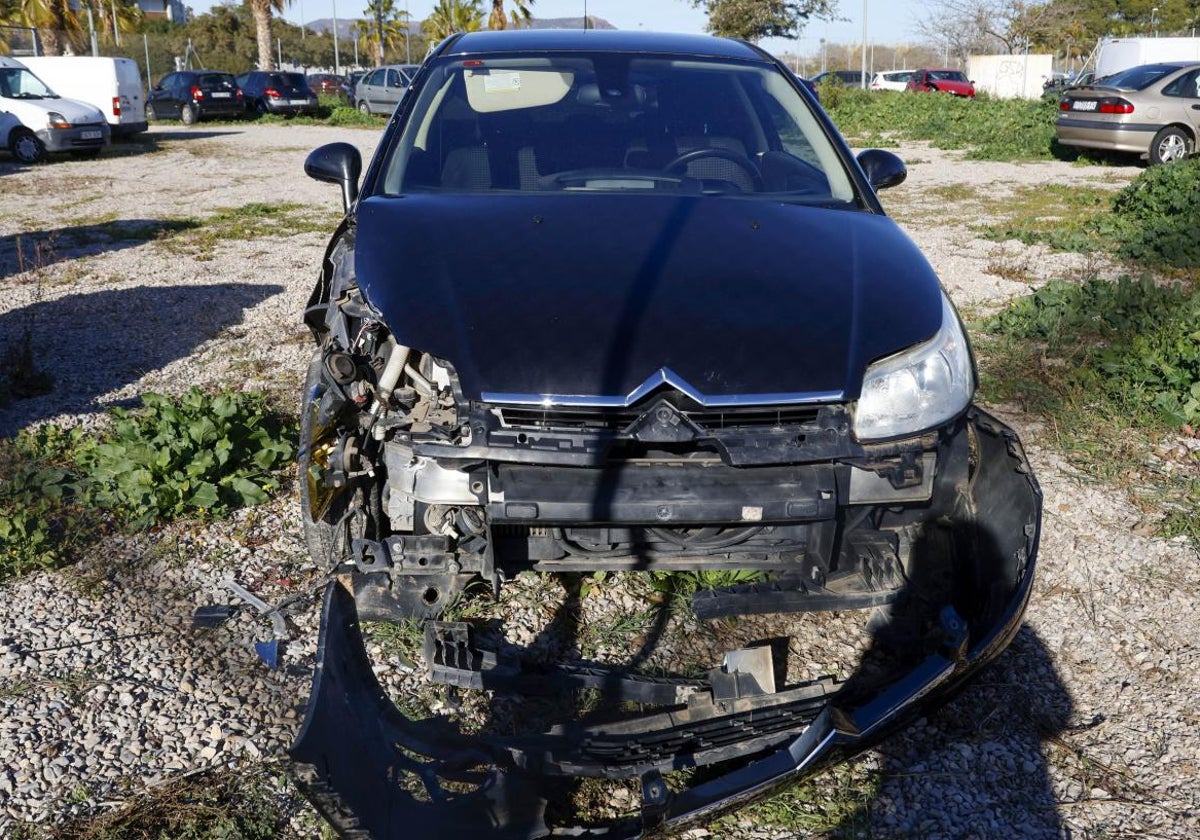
[856,148,907,191]
[305,142,362,212]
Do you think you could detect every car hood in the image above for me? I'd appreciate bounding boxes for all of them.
[354,193,943,402]
[5,95,104,124]
[934,79,974,95]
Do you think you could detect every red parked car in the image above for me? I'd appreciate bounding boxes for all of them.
[307,73,345,99]
[906,68,976,98]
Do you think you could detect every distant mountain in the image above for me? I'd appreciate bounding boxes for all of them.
[303,15,617,40]
[305,18,366,40]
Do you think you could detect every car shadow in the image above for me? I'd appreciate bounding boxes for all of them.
[0,220,200,279]
[0,282,284,436]
[833,624,1070,837]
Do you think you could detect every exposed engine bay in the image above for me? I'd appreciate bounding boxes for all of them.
[291,241,1042,838]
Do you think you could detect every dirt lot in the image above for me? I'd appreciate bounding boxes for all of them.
[1,124,1197,838]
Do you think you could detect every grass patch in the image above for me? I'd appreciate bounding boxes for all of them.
[977,275,1200,536]
[157,202,337,260]
[983,158,1200,271]
[0,387,296,581]
[717,758,880,836]
[982,276,1200,426]
[823,87,1063,161]
[37,766,317,840]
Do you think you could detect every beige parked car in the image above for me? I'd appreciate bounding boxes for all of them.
[1055,61,1200,163]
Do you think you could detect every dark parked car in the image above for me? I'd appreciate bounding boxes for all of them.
[353,63,419,114]
[235,71,319,117]
[307,72,344,98]
[906,68,976,97]
[293,29,1041,838]
[810,69,869,87]
[144,70,244,124]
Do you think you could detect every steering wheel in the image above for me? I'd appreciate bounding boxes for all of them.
[663,148,764,192]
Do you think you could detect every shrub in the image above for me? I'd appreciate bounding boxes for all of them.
[1107,158,1200,268]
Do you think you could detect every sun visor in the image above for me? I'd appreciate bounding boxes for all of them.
[464,68,573,113]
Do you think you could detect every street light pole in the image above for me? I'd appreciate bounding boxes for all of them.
[332,0,341,75]
[860,0,868,89]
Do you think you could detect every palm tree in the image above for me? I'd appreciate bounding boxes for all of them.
[245,0,288,71]
[422,0,483,42]
[488,0,532,30]
[360,0,411,64]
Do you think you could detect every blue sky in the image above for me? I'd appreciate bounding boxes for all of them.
[187,0,929,57]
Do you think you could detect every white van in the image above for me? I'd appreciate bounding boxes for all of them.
[19,55,146,137]
[0,56,110,163]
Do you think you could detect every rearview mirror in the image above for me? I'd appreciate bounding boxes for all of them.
[305,142,362,212]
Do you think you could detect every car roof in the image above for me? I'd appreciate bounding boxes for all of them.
[440,29,765,62]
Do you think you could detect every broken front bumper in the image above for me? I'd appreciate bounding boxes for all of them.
[290,409,1040,838]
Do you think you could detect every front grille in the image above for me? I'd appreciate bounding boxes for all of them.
[493,403,822,433]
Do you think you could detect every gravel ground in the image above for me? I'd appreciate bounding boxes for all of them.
[1,124,1197,838]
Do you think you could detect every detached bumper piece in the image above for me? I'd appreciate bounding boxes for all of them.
[291,410,1041,838]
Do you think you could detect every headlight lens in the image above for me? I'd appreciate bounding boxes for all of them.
[853,293,974,441]
[47,111,70,129]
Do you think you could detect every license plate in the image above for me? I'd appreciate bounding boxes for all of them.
[289,99,309,106]
[211,91,231,98]
[81,130,102,140]
[1072,100,1098,111]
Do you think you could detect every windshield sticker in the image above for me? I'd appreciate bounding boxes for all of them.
[483,72,522,93]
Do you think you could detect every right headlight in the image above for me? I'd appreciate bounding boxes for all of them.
[853,292,974,441]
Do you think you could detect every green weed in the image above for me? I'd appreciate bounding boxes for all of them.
[825,88,1062,161]
[0,388,296,580]
[985,159,1200,270]
[977,276,1200,536]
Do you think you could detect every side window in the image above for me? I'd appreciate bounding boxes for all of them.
[367,69,384,86]
[1163,70,1200,98]
[157,73,175,92]
[387,69,402,87]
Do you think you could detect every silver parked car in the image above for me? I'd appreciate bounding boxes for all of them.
[1055,61,1200,163]
[354,63,420,115]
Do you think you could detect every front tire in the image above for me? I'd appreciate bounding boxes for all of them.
[358,100,371,116]
[299,351,380,570]
[1150,125,1192,164]
[145,102,158,122]
[10,129,46,164]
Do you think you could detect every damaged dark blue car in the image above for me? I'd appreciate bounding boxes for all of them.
[292,29,1041,839]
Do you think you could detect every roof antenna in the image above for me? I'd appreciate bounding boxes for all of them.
[583,0,589,30]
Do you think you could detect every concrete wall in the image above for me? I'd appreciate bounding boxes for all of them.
[968,53,1054,99]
